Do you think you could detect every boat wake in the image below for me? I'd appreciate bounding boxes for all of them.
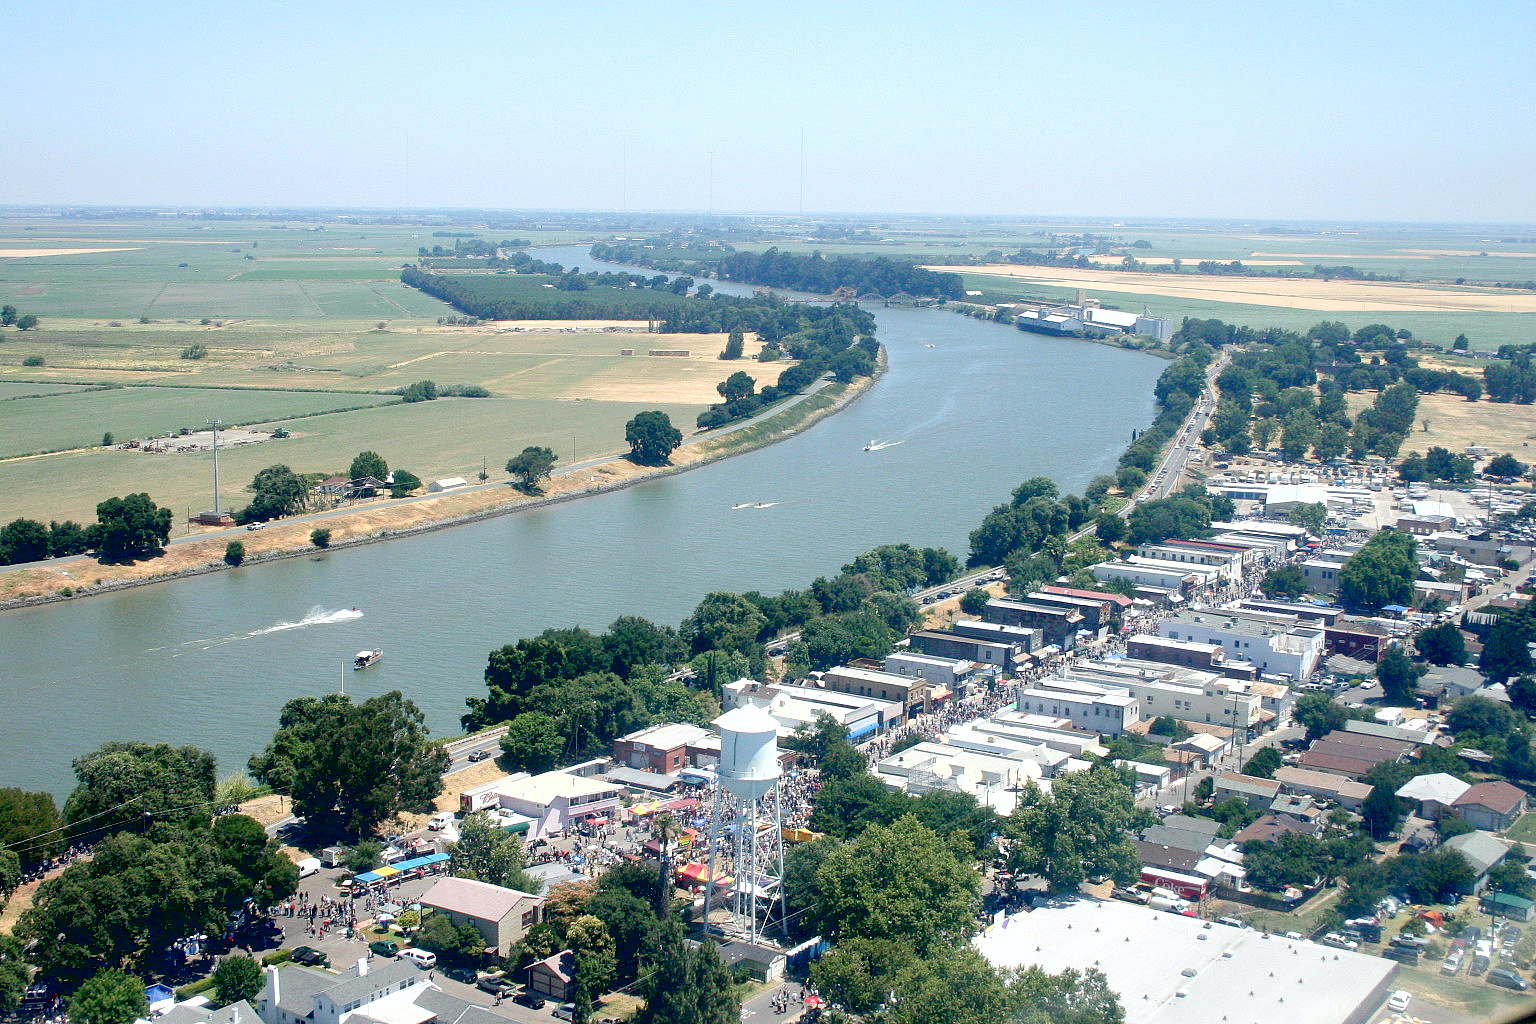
[189,606,363,649]
[862,439,905,452]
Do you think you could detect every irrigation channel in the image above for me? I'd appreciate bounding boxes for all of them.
[1,246,1163,797]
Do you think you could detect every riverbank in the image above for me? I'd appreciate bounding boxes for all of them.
[0,368,879,611]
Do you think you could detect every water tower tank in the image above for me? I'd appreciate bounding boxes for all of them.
[714,702,781,800]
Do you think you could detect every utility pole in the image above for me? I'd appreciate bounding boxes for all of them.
[208,418,222,516]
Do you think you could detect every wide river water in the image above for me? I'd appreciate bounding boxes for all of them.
[2,247,1162,798]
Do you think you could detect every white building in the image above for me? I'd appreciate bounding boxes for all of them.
[1160,608,1324,682]
[1063,659,1265,732]
[723,679,899,742]
[976,900,1398,1024]
[1091,556,1221,596]
[478,770,623,839]
[873,740,1042,815]
[1014,678,1141,735]
[882,650,977,689]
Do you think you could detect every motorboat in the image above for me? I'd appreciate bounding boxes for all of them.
[354,649,382,670]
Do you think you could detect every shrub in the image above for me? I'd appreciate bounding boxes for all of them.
[310,528,331,549]
[22,355,43,366]
[224,540,245,566]
[181,343,208,360]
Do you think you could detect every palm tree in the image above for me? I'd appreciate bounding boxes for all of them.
[651,811,679,917]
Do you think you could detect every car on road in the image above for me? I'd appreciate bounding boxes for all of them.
[368,940,399,958]
[512,991,546,1010]
[291,946,330,968]
[443,965,476,984]
[467,749,492,762]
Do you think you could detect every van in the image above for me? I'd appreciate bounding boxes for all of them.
[1216,916,1246,929]
[428,812,456,831]
[398,948,437,970]
[296,857,321,879]
[551,1004,578,1022]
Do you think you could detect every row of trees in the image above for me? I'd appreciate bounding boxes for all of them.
[0,493,172,567]
[590,243,966,301]
[1,305,40,330]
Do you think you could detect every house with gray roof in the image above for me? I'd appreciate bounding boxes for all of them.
[1442,831,1511,893]
[258,959,521,1024]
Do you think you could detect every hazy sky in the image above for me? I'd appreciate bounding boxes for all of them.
[8,1,1534,223]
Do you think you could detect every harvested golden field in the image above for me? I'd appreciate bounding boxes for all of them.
[923,263,1536,313]
[1347,391,1536,455]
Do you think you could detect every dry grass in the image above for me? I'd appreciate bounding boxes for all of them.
[0,247,140,258]
[1348,391,1536,454]
[923,264,1536,313]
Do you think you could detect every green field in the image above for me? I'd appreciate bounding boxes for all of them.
[0,394,706,526]
[0,387,398,457]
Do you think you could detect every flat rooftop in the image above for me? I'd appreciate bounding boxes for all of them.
[975,898,1396,1024]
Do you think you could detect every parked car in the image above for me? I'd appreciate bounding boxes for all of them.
[476,976,517,997]
[290,946,330,968]
[512,991,546,1010]
[1320,932,1359,951]
[368,940,399,958]
[1383,946,1420,965]
[1387,990,1411,1013]
[552,1004,578,1022]
[1488,968,1530,991]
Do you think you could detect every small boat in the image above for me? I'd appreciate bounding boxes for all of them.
[863,440,903,452]
[353,649,382,670]
[731,502,753,510]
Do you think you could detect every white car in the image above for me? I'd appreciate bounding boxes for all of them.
[1387,990,1411,1012]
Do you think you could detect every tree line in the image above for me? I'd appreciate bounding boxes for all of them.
[590,243,966,300]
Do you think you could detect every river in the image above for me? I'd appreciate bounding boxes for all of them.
[1,246,1163,798]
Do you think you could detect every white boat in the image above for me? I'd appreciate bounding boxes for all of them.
[863,440,904,452]
[353,649,382,670]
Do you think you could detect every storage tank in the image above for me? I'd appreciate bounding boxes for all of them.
[714,702,781,801]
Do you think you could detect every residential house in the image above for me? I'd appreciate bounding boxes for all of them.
[1213,772,1283,812]
[1453,781,1526,832]
[1442,831,1511,894]
[1394,774,1471,820]
[418,877,542,957]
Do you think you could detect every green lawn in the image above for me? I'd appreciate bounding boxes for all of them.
[1503,812,1536,844]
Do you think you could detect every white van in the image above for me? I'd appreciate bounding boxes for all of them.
[296,857,321,879]
[398,948,437,969]
[428,811,456,831]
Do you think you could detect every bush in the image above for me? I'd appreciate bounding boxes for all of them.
[959,588,991,616]
[21,355,43,367]
[224,540,245,566]
[173,978,217,1001]
[310,528,331,549]
[261,949,292,966]
[181,344,208,360]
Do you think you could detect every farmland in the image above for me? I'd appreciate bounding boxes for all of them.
[0,215,765,527]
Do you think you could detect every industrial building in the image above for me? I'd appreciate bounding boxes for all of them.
[975,899,1397,1024]
[1012,298,1173,341]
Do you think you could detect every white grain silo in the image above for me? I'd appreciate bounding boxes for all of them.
[704,702,785,943]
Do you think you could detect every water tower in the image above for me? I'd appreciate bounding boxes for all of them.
[703,702,785,944]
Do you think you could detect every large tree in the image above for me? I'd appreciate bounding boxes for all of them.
[0,788,63,869]
[811,815,979,955]
[624,411,682,466]
[506,446,557,493]
[1003,767,1148,892]
[248,691,447,838]
[1338,530,1417,609]
[1377,645,1425,706]
[212,955,263,1006]
[241,465,308,523]
[349,450,388,481]
[634,917,738,1024]
[450,811,536,893]
[63,742,217,841]
[93,493,172,563]
[70,970,146,1024]
[1416,621,1466,666]
[1480,618,1535,683]
[498,712,565,773]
